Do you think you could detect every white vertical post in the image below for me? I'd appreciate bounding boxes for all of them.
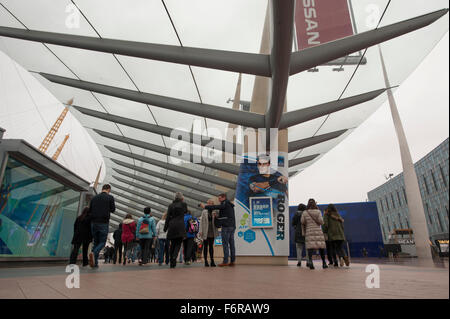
[378,46,432,261]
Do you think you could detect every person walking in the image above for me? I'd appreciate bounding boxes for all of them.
[201,193,236,267]
[323,204,350,267]
[291,203,309,267]
[113,223,123,264]
[121,214,137,266]
[156,212,169,266]
[69,207,92,266]
[183,210,199,265]
[200,199,218,267]
[136,207,157,266]
[164,192,188,268]
[87,184,115,268]
[301,198,328,270]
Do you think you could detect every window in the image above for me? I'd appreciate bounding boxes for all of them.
[391,193,396,209]
[425,203,433,224]
[385,196,390,211]
[406,219,410,228]
[403,187,408,204]
[396,190,402,206]
[436,209,443,232]
[398,213,403,229]
[430,170,439,191]
[423,175,430,195]
[439,164,448,188]
[379,199,385,213]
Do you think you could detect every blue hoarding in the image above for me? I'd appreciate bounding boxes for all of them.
[289,202,384,259]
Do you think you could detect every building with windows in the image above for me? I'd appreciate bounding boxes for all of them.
[368,138,449,245]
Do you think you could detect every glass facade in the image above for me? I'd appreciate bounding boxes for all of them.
[368,138,449,243]
[0,156,80,257]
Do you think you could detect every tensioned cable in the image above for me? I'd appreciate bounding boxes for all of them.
[0,2,139,180]
[70,0,171,193]
[161,0,212,188]
[291,0,392,163]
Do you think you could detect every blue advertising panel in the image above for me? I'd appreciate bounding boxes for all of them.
[289,202,384,259]
[250,197,273,228]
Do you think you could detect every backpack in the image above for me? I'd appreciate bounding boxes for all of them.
[186,217,199,234]
[139,218,150,234]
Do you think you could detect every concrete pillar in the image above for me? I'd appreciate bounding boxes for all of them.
[378,46,432,261]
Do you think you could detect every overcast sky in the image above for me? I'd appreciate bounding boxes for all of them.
[289,32,449,206]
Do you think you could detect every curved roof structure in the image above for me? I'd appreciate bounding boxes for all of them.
[0,0,448,227]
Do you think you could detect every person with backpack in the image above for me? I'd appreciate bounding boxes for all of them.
[301,198,328,270]
[291,203,309,267]
[136,207,157,266]
[323,204,350,267]
[69,207,92,266]
[121,214,136,266]
[164,192,188,268]
[183,210,199,265]
[113,223,123,264]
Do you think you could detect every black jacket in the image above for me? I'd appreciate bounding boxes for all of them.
[113,227,122,244]
[71,215,93,244]
[205,200,236,228]
[88,192,115,224]
[164,199,187,240]
[292,210,305,243]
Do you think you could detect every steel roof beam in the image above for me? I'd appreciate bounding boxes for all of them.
[105,145,236,189]
[288,129,348,153]
[38,72,265,128]
[114,194,165,216]
[265,0,295,130]
[111,164,214,201]
[289,9,449,75]
[94,129,239,175]
[288,154,320,168]
[112,175,200,208]
[111,182,198,213]
[279,89,386,129]
[71,105,242,154]
[0,26,271,77]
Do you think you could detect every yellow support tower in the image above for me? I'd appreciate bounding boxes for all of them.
[52,134,70,160]
[38,98,73,154]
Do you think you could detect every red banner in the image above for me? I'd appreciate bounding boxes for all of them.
[295,0,354,50]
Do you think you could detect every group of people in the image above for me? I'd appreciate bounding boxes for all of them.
[292,198,350,269]
[69,184,237,269]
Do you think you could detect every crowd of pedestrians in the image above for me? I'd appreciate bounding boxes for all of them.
[69,185,237,269]
[69,185,349,271]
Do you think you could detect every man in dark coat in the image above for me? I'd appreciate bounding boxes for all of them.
[88,184,115,268]
[292,203,308,267]
[201,193,236,267]
[164,192,187,268]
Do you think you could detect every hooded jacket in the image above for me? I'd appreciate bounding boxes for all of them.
[184,212,199,239]
[205,199,236,228]
[121,218,136,243]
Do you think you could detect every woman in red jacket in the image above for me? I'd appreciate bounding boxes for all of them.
[121,214,136,265]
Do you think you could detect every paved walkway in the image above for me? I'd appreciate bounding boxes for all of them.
[0,259,447,299]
